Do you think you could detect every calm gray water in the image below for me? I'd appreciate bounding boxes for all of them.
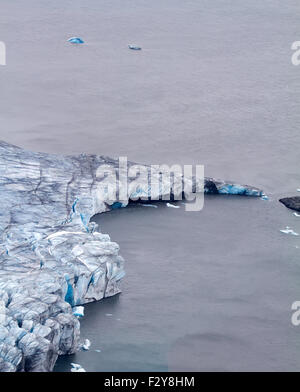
[1,0,300,371]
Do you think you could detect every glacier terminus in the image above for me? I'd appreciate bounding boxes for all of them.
[0,141,263,372]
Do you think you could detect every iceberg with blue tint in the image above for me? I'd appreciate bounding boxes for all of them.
[260,194,269,201]
[68,37,84,44]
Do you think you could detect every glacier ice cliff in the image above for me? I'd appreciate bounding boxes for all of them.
[0,141,262,372]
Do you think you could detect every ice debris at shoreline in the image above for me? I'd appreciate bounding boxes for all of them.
[68,37,84,44]
[73,306,84,318]
[0,141,263,372]
[81,339,91,351]
[166,203,180,209]
[71,363,86,372]
[139,203,158,208]
[280,227,299,236]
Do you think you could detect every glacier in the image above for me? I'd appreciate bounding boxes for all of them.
[0,141,263,372]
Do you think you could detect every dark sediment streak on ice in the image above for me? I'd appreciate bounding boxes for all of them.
[0,141,262,372]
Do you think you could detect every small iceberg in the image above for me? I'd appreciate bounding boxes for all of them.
[128,45,142,50]
[280,226,299,236]
[73,306,84,318]
[81,338,91,351]
[95,349,101,353]
[139,203,158,208]
[294,212,300,217]
[68,37,84,44]
[71,363,86,372]
[166,203,180,209]
[297,189,300,192]
[105,313,113,317]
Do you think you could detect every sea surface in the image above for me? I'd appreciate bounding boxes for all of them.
[0,0,300,371]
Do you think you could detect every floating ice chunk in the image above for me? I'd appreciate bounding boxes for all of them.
[294,212,300,217]
[139,203,158,208]
[81,338,91,351]
[128,45,142,50]
[260,194,269,201]
[105,313,113,317]
[71,363,86,372]
[73,306,84,318]
[71,363,81,369]
[166,203,180,209]
[68,37,84,44]
[297,189,300,192]
[280,226,299,236]
[95,349,101,353]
